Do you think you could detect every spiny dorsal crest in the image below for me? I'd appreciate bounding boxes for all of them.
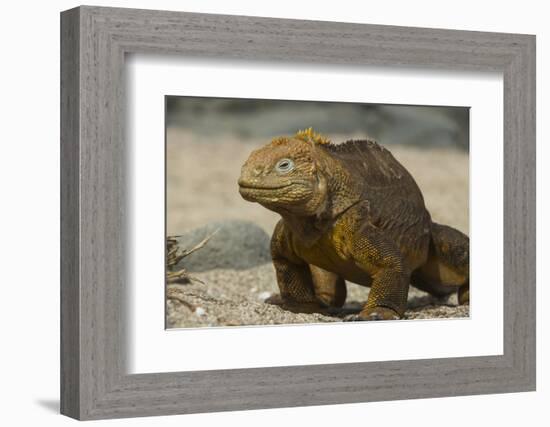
[270,127,330,148]
[294,127,331,145]
[270,128,382,155]
[328,138,384,154]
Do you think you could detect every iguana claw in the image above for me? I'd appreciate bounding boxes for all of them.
[344,307,401,321]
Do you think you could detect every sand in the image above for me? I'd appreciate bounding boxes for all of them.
[167,263,468,329]
[166,128,469,328]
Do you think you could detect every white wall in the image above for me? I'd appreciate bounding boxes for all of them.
[0,0,546,425]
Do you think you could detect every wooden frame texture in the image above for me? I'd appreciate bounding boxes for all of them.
[60,5,536,420]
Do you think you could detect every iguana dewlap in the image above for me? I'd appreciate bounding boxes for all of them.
[238,128,469,320]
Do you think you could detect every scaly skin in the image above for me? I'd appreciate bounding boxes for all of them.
[238,128,469,320]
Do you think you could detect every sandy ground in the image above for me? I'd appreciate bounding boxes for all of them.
[166,128,469,328]
[167,264,468,328]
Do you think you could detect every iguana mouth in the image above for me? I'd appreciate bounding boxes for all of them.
[238,181,294,191]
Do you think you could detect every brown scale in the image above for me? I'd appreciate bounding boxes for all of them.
[238,128,469,320]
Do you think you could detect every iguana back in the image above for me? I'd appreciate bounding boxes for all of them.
[320,139,431,252]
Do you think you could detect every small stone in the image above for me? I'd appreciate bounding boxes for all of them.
[195,307,206,317]
[258,291,272,301]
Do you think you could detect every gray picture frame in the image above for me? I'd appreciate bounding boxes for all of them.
[60,5,536,420]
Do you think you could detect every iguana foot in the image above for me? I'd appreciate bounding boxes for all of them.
[343,306,401,321]
[264,294,328,314]
[263,293,284,305]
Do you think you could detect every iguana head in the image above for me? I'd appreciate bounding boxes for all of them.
[238,128,330,216]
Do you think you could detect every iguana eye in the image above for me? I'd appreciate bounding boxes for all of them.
[275,158,294,174]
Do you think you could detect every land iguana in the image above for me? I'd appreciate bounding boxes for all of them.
[238,128,469,320]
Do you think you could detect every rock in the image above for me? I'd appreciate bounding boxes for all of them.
[257,291,272,301]
[174,220,272,272]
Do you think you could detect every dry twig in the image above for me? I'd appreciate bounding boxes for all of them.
[166,229,218,284]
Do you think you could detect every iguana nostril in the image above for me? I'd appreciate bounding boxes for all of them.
[253,166,263,176]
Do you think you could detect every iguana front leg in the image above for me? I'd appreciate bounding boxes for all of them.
[348,225,410,320]
[267,220,327,313]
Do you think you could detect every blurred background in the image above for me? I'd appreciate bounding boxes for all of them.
[166,97,469,149]
[166,96,469,237]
